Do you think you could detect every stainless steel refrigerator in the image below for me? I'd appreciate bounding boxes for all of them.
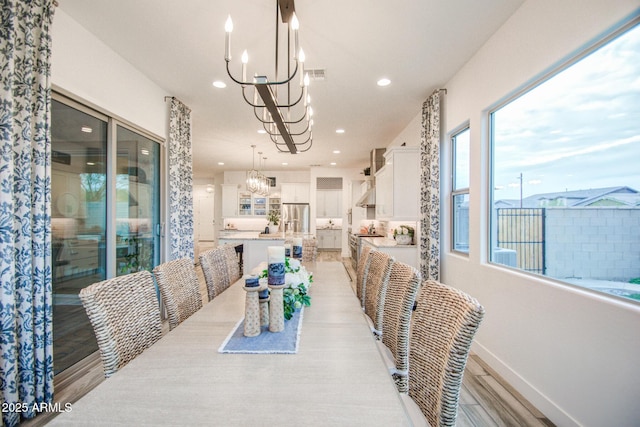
[281,203,310,234]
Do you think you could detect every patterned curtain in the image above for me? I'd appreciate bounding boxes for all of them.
[419,91,442,281]
[168,98,194,260]
[0,0,55,425]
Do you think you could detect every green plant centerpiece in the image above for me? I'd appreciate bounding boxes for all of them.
[267,209,280,226]
[260,257,312,320]
[393,225,415,245]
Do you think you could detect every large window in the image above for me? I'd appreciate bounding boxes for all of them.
[490,22,640,302]
[452,127,470,253]
[52,96,162,374]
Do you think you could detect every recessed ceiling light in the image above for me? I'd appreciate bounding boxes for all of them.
[335,129,345,134]
[213,81,227,88]
[140,149,149,155]
[282,162,288,166]
[330,162,337,166]
[81,126,92,133]
[332,150,340,154]
[257,129,267,134]
[218,162,224,165]
[377,78,391,87]
[86,162,95,166]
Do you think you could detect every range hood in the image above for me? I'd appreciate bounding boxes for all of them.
[355,148,385,207]
[356,186,376,207]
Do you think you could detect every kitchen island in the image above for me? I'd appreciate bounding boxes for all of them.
[218,231,286,275]
[361,236,418,270]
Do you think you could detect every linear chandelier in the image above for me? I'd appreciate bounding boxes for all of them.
[224,0,313,154]
[246,145,270,196]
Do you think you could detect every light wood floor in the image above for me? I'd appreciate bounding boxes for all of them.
[25,250,554,426]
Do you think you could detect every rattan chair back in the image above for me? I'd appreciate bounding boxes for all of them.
[381,261,421,393]
[363,250,394,335]
[356,245,372,307]
[408,280,485,426]
[153,258,203,330]
[222,244,241,283]
[199,247,231,301]
[302,237,317,262]
[79,270,163,378]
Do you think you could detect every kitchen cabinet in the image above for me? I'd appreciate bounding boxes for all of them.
[316,190,342,218]
[253,196,267,216]
[317,228,341,250]
[223,183,276,217]
[221,184,239,217]
[375,147,419,221]
[238,192,269,216]
[281,183,310,203]
[268,196,281,216]
[238,192,253,216]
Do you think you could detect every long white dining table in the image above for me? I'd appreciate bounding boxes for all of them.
[50,261,411,426]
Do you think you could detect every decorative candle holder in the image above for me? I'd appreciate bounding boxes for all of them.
[258,283,270,327]
[268,284,286,332]
[243,277,267,337]
[292,237,302,259]
[267,246,286,332]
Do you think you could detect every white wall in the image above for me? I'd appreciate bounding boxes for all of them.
[392,1,640,426]
[51,10,167,139]
[52,9,176,261]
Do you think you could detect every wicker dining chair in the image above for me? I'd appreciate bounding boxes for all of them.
[377,261,421,393]
[302,237,318,262]
[356,245,373,307]
[153,258,203,331]
[403,280,485,427]
[79,270,163,378]
[222,244,241,283]
[363,250,395,337]
[199,247,231,301]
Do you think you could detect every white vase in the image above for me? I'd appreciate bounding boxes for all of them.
[395,234,413,245]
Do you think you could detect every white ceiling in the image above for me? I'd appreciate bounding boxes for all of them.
[57,0,524,179]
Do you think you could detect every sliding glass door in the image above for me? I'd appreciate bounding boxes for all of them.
[51,99,106,374]
[51,96,162,374]
[116,125,160,275]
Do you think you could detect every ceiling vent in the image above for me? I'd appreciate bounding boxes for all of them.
[305,69,326,81]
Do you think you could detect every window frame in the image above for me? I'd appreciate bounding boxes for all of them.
[486,17,640,304]
[450,124,470,255]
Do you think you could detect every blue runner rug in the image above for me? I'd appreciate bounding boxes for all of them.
[218,308,304,354]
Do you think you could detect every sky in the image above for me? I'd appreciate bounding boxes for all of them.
[491,22,640,202]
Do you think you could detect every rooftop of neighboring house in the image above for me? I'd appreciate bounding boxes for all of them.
[496,186,640,208]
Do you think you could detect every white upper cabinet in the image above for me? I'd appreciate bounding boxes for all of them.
[375,147,419,221]
[281,183,310,203]
[317,189,342,218]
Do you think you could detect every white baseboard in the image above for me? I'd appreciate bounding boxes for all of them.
[471,342,580,427]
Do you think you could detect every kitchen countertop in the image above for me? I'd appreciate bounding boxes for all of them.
[219,232,316,240]
[361,236,417,248]
[218,232,285,240]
